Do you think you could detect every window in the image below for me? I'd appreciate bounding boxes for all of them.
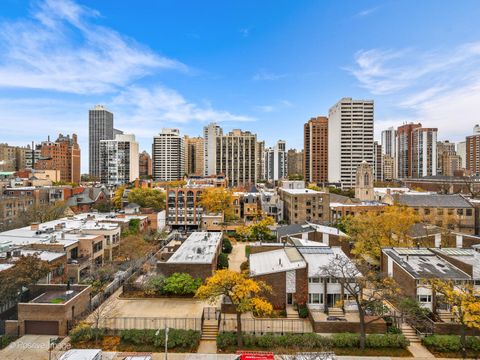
[308,293,323,304]
[424,208,430,215]
[466,209,473,216]
[417,295,432,303]
[309,277,320,283]
[437,209,444,215]
[457,209,464,216]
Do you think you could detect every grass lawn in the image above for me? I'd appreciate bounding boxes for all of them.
[219,346,412,357]
[71,336,199,353]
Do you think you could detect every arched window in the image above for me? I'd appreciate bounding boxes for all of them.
[364,172,369,186]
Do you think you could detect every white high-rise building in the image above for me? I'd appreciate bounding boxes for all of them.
[381,127,397,179]
[203,122,223,176]
[99,134,139,185]
[328,98,374,188]
[457,141,467,169]
[152,129,185,181]
[264,140,288,182]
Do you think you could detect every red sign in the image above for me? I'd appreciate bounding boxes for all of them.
[236,351,275,360]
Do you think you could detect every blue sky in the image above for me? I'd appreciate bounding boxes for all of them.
[1,0,480,172]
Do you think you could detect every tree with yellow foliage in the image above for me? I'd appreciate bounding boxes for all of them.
[235,214,275,242]
[112,186,126,209]
[195,269,272,346]
[429,280,480,358]
[346,205,420,264]
[199,187,236,221]
[319,256,401,349]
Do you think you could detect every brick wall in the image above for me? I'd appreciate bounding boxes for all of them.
[18,285,91,336]
[157,262,215,280]
[309,316,387,334]
[253,271,286,310]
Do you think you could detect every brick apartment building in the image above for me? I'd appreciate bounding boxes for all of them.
[279,187,330,225]
[304,117,328,184]
[34,134,81,184]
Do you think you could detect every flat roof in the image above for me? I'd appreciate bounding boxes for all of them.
[299,247,355,277]
[281,188,325,195]
[167,232,222,264]
[0,213,122,248]
[249,248,306,276]
[383,248,471,280]
[435,248,480,279]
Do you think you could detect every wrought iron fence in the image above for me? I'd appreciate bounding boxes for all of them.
[98,316,202,331]
[220,317,312,334]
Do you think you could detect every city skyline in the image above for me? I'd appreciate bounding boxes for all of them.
[2,0,480,173]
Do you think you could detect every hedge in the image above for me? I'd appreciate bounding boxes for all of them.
[217,332,409,350]
[120,329,201,351]
[70,323,105,343]
[422,335,480,353]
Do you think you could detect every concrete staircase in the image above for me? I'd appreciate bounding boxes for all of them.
[201,319,219,341]
[437,310,456,323]
[286,305,300,319]
[328,307,345,318]
[401,323,421,343]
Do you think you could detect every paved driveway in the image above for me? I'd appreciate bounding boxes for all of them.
[0,335,53,360]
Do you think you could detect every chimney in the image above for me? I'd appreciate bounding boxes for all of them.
[31,222,40,231]
[279,258,282,266]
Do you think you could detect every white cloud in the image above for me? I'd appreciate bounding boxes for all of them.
[0,0,255,173]
[348,42,480,141]
[354,7,379,18]
[252,69,288,81]
[113,86,254,126]
[0,0,186,94]
[254,100,294,113]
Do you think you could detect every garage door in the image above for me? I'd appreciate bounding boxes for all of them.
[25,320,59,335]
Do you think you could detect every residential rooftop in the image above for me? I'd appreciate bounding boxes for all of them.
[249,247,306,276]
[397,194,473,208]
[383,248,471,280]
[280,188,325,195]
[167,231,222,264]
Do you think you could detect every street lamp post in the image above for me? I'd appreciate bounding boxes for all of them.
[156,325,169,360]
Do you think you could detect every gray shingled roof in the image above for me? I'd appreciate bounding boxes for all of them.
[397,194,473,208]
[276,223,314,239]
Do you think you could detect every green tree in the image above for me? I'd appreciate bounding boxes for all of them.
[0,255,51,307]
[127,188,165,212]
[217,253,229,269]
[163,273,202,295]
[222,238,233,254]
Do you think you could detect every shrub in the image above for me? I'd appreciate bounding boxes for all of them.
[217,253,229,269]
[257,334,275,348]
[240,261,249,272]
[331,333,359,348]
[70,323,105,343]
[466,336,480,352]
[0,335,15,349]
[387,325,402,334]
[366,334,409,349]
[144,275,166,295]
[162,273,202,295]
[222,238,233,254]
[120,329,200,350]
[298,305,309,318]
[422,335,462,352]
[217,332,236,349]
